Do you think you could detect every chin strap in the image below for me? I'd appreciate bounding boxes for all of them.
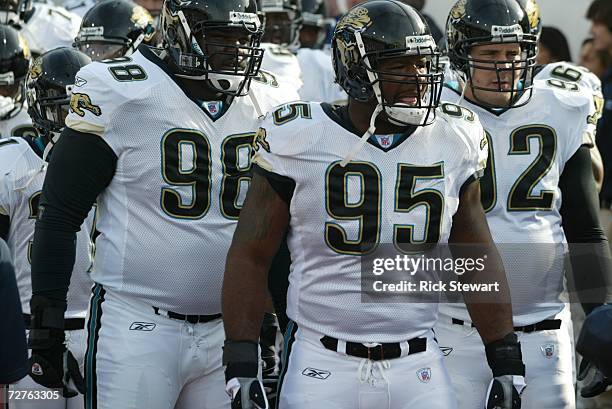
[248,87,264,118]
[339,103,382,167]
[125,32,146,57]
[452,68,469,108]
[42,132,60,162]
[340,31,384,167]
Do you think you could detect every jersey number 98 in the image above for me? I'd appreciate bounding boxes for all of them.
[160,129,254,220]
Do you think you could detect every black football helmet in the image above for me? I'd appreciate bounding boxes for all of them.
[26,47,91,146]
[446,0,540,108]
[259,0,302,50]
[0,0,32,25]
[332,0,443,127]
[0,25,30,120]
[160,0,264,96]
[299,0,325,49]
[74,0,156,61]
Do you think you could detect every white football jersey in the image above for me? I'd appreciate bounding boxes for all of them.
[0,137,94,317]
[0,107,35,139]
[440,78,597,325]
[296,48,347,104]
[261,43,303,92]
[20,3,81,55]
[536,62,602,97]
[536,61,604,118]
[65,48,298,314]
[253,101,488,342]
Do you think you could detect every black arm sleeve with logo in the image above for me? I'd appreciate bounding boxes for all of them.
[31,128,117,303]
[559,145,612,313]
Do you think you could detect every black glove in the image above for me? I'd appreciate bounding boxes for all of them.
[578,358,612,398]
[260,313,280,407]
[28,295,85,398]
[484,333,526,409]
[224,340,269,409]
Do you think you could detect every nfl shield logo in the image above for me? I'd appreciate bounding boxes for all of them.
[207,102,218,114]
[416,367,431,383]
[541,343,555,359]
[31,362,43,376]
[380,136,391,147]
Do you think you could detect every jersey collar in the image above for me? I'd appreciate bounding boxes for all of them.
[138,45,234,122]
[321,103,417,153]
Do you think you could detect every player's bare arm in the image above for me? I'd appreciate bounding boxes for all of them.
[222,172,290,342]
[448,179,514,344]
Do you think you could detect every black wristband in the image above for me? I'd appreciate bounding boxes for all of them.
[30,295,67,330]
[223,340,259,381]
[485,333,525,377]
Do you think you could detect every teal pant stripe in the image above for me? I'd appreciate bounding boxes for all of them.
[85,284,105,409]
[275,321,297,409]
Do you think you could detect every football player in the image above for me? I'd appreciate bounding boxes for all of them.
[0,0,81,57]
[0,47,94,409]
[435,0,612,408]
[259,0,304,90]
[73,0,157,61]
[298,0,326,49]
[28,1,297,408]
[296,0,347,103]
[0,25,35,139]
[222,2,525,409]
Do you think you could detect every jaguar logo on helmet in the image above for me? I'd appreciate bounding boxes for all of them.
[252,127,270,153]
[336,6,372,32]
[29,57,43,79]
[336,36,358,73]
[131,5,153,28]
[450,0,467,20]
[69,93,102,117]
[524,0,540,30]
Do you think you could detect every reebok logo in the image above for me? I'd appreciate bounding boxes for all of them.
[129,322,156,331]
[440,346,453,357]
[301,367,331,380]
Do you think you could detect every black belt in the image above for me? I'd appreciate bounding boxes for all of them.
[152,307,221,324]
[320,335,427,361]
[451,318,562,333]
[23,314,85,331]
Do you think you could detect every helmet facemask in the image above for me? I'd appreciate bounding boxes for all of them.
[162,5,264,97]
[27,83,72,136]
[261,10,302,50]
[447,16,538,109]
[300,12,326,49]
[26,83,74,160]
[350,31,443,127]
[0,75,25,120]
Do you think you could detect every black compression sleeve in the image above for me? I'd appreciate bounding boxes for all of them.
[31,128,117,302]
[560,146,612,313]
[0,213,9,241]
